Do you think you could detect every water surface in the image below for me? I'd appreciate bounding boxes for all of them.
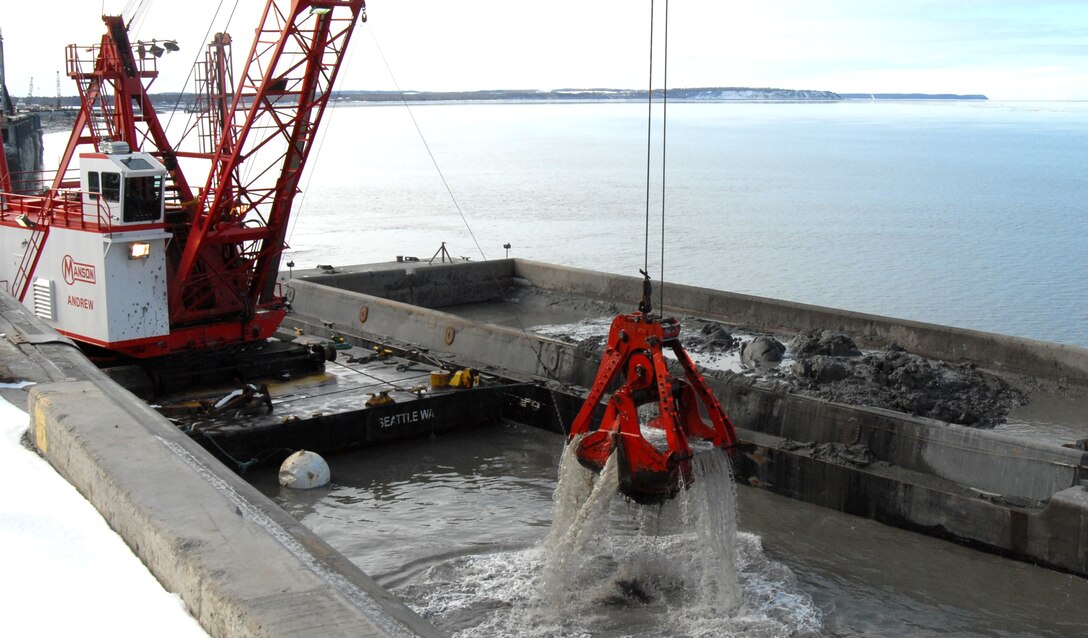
[281,100,1088,347]
[250,422,1087,637]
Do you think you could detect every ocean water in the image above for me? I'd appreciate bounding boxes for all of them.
[42,100,1087,345]
[279,100,1088,348]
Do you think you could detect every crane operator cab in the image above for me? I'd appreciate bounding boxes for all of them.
[80,141,165,226]
[22,141,175,349]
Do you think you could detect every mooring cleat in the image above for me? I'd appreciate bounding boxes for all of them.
[567,277,738,503]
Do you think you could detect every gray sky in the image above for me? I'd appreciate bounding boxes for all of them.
[3,0,1086,101]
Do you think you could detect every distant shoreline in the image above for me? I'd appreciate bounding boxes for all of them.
[839,92,988,100]
[22,87,990,117]
[142,87,986,108]
[322,88,989,103]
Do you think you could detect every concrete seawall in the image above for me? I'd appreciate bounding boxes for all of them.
[283,259,1088,575]
[0,293,444,638]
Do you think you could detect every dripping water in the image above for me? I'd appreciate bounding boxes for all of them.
[540,439,743,616]
[394,436,820,637]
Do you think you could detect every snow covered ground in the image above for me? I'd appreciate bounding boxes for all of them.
[0,384,208,636]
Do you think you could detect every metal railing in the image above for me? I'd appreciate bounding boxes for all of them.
[0,188,124,233]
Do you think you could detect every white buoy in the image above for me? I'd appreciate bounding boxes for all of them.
[278,450,331,489]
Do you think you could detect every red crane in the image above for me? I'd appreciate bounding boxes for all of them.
[0,0,367,359]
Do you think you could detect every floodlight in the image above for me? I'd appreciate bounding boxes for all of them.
[129,242,151,260]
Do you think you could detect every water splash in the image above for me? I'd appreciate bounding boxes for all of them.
[396,437,822,637]
[539,435,620,603]
[540,439,742,615]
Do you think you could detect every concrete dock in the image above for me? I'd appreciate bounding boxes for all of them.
[0,292,444,637]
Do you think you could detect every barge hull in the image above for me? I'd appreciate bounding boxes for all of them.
[191,384,511,468]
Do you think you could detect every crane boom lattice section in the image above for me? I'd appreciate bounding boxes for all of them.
[171,0,366,330]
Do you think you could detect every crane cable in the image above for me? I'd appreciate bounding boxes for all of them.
[162,0,240,143]
[643,0,654,279]
[660,0,669,313]
[367,29,485,263]
[644,0,669,312]
[363,23,576,418]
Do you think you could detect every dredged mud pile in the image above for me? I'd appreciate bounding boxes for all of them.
[537,308,1025,428]
[519,280,1027,429]
[770,329,1026,428]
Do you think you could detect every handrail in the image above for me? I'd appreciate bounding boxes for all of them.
[0,189,140,233]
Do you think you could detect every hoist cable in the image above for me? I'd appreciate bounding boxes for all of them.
[643,0,655,277]
[164,0,237,137]
[127,0,152,34]
[660,0,669,313]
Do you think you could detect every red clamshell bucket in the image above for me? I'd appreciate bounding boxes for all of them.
[568,310,738,504]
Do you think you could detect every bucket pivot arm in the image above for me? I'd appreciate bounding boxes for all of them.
[568,283,738,504]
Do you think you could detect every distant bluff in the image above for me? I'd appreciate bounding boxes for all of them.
[670,87,840,100]
[143,87,988,107]
[320,87,844,102]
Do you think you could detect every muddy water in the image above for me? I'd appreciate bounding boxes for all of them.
[248,422,1087,637]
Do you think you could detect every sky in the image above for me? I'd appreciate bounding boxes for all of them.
[0,387,208,636]
[1,0,1086,101]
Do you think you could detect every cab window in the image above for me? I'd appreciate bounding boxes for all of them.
[88,171,100,200]
[123,175,163,222]
[101,172,121,202]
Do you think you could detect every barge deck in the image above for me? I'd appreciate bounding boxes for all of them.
[155,340,529,470]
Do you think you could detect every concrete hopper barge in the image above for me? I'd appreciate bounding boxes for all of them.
[268,257,1088,578]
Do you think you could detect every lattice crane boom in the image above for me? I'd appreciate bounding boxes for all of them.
[169,0,367,332]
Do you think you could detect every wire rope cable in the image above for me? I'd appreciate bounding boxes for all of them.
[643,0,655,277]
[642,0,670,313]
[367,29,488,263]
[163,0,239,141]
[359,25,578,443]
[660,0,669,313]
